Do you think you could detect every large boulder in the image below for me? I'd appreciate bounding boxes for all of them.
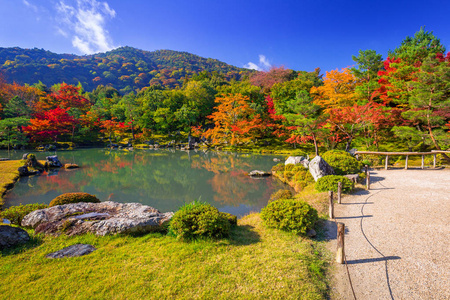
[46,244,96,259]
[308,156,335,181]
[45,155,62,168]
[21,201,173,236]
[285,156,309,168]
[0,225,30,250]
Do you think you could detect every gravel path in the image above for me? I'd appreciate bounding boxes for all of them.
[327,168,450,300]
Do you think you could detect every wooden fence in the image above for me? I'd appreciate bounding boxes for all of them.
[355,150,450,170]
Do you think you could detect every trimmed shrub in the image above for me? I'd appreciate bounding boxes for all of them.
[220,212,238,227]
[322,150,363,175]
[315,175,354,193]
[271,163,285,173]
[0,203,48,226]
[261,199,318,235]
[293,168,315,190]
[269,189,293,203]
[169,201,231,240]
[49,192,100,207]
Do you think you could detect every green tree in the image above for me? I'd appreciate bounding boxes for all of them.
[0,117,29,150]
[351,50,383,102]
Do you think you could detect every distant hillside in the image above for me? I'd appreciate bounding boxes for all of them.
[0,46,252,93]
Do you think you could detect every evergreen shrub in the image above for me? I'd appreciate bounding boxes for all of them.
[169,201,233,240]
[315,175,354,193]
[49,192,100,207]
[269,189,293,202]
[261,199,318,235]
[0,203,48,225]
[322,150,363,175]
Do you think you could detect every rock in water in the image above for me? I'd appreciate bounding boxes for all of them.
[0,225,30,250]
[64,163,79,169]
[46,244,96,258]
[248,170,271,177]
[45,155,62,168]
[308,156,335,181]
[21,201,174,236]
[285,156,310,168]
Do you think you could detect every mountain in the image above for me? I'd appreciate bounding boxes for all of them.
[0,46,252,93]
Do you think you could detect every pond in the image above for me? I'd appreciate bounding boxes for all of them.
[1,148,289,217]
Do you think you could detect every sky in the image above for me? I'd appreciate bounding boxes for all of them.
[1,0,450,73]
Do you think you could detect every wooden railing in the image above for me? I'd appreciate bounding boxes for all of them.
[355,150,450,170]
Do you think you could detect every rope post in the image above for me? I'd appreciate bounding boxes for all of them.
[336,222,345,264]
[421,155,425,169]
[405,155,409,170]
[366,171,371,190]
[329,191,334,219]
[433,154,437,168]
[337,182,342,204]
[385,155,389,170]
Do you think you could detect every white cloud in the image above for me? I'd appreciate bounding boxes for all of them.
[23,0,38,12]
[243,62,262,71]
[259,55,271,69]
[56,0,116,54]
[243,54,272,71]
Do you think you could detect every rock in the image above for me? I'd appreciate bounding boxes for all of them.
[18,166,39,176]
[0,225,30,250]
[64,163,79,169]
[21,201,174,236]
[285,156,310,168]
[248,170,271,177]
[308,156,335,181]
[273,158,281,162]
[0,158,10,161]
[344,174,359,183]
[348,148,358,156]
[22,153,30,160]
[45,155,62,168]
[46,244,96,258]
[306,229,316,238]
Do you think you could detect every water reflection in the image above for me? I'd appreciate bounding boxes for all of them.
[2,149,289,217]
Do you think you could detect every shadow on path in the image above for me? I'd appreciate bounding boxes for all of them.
[346,256,401,265]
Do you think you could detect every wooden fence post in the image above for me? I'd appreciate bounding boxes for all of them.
[421,155,425,169]
[336,222,345,264]
[366,171,370,190]
[433,154,437,168]
[405,155,409,170]
[385,155,389,170]
[337,182,342,204]
[329,191,334,219]
[365,165,368,176]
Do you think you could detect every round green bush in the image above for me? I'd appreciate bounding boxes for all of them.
[322,150,363,175]
[269,189,293,202]
[169,201,232,240]
[261,199,318,235]
[315,175,354,193]
[49,192,100,207]
[0,203,48,226]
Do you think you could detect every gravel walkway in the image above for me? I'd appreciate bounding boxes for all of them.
[327,168,450,300]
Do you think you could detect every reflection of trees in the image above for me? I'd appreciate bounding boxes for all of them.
[5,149,284,213]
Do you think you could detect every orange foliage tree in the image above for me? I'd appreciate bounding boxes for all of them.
[310,68,358,111]
[203,94,264,146]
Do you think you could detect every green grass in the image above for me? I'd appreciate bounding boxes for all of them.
[0,214,330,300]
[0,160,23,207]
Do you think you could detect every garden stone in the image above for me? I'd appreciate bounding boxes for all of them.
[18,166,39,176]
[306,229,316,238]
[273,158,281,162]
[348,148,358,156]
[22,153,30,160]
[248,170,271,177]
[285,156,310,168]
[64,163,79,169]
[45,155,62,168]
[46,244,96,258]
[308,156,335,181]
[344,174,359,183]
[0,225,30,250]
[21,201,173,236]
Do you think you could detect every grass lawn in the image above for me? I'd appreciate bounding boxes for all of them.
[0,160,23,207]
[0,213,331,300]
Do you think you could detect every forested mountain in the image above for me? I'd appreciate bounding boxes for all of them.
[0,46,251,93]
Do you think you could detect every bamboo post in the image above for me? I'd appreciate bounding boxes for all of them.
[337,182,342,204]
[366,171,370,190]
[385,155,389,170]
[421,155,424,169]
[433,154,437,168]
[336,223,345,264]
[329,191,334,219]
[405,155,409,170]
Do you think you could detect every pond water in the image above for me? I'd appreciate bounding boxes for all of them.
[1,149,289,217]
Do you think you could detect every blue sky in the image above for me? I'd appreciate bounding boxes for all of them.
[1,0,450,73]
